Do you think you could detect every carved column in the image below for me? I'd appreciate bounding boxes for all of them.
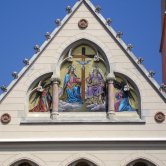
[107,72,116,114]
[51,78,60,119]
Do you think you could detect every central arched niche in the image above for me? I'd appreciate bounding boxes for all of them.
[59,42,108,112]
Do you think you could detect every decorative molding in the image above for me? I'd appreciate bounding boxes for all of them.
[120,152,164,166]
[20,119,145,125]
[155,112,165,123]
[1,138,166,143]
[51,77,61,84]
[2,153,47,166]
[1,113,11,124]
[59,153,105,166]
[78,19,88,29]
[106,72,116,82]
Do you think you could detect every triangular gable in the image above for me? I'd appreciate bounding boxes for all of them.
[0,0,166,103]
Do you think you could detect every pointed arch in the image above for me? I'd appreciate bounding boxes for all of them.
[68,159,97,166]
[58,39,110,71]
[26,72,53,114]
[59,153,106,166]
[2,153,47,166]
[51,32,111,77]
[56,37,110,112]
[120,153,164,166]
[10,159,38,166]
[126,158,157,166]
[113,67,144,117]
[114,72,141,117]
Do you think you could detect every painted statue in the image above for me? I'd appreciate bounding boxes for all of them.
[60,65,82,103]
[114,79,136,112]
[86,67,105,105]
[29,80,52,112]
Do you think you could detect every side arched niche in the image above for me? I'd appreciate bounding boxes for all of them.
[113,72,141,117]
[27,73,53,113]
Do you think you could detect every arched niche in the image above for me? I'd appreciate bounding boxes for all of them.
[58,42,108,112]
[126,159,156,166]
[58,39,110,73]
[114,73,141,116]
[68,159,97,166]
[28,73,53,113]
[10,159,39,166]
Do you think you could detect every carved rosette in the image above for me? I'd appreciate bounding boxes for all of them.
[155,112,165,123]
[1,113,11,124]
[78,19,88,29]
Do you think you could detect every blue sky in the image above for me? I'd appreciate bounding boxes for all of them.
[0,0,162,94]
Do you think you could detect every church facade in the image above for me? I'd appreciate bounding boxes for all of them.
[0,0,166,166]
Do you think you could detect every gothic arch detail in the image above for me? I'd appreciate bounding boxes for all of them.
[58,43,108,112]
[10,160,38,166]
[68,159,97,166]
[2,153,47,166]
[59,153,106,166]
[51,32,112,73]
[126,159,157,166]
[114,73,141,114]
[28,73,53,113]
[26,41,142,119]
[120,153,164,166]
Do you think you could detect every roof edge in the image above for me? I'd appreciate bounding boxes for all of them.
[0,0,83,102]
[0,0,166,102]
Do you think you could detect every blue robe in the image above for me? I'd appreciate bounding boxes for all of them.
[115,91,135,112]
[63,74,82,103]
[118,97,134,112]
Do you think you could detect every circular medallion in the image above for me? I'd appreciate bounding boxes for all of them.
[78,19,88,29]
[1,113,11,124]
[155,112,165,123]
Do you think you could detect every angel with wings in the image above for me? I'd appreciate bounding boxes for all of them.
[114,78,137,112]
[29,80,52,112]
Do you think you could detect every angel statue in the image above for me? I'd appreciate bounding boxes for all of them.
[114,78,137,112]
[29,80,52,112]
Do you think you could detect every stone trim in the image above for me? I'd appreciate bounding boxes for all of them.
[60,153,105,166]
[120,153,164,166]
[2,153,47,166]
[20,119,145,125]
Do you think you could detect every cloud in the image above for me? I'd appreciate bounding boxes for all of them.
[59,100,82,111]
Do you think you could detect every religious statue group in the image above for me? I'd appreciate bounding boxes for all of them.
[29,65,138,112]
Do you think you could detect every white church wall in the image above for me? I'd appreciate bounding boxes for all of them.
[0,2,166,138]
[0,1,166,165]
[0,147,166,166]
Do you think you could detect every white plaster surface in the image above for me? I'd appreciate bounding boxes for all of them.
[0,1,166,166]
